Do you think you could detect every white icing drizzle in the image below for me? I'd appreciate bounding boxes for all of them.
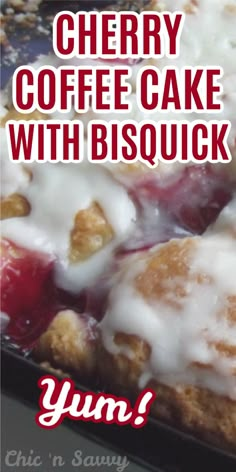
[100,234,236,399]
[0,128,30,197]
[1,127,136,292]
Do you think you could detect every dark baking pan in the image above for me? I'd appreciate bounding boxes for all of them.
[1,346,236,472]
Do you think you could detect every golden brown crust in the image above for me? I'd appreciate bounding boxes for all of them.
[35,301,236,451]
[98,237,236,451]
[135,239,197,306]
[34,310,98,379]
[0,193,31,220]
[135,238,235,329]
[39,361,70,379]
[150,381,236,452]
[224,3,236,14]
[183,0,199,14]
[112,162,151,176]
[99,333,150,392]
[69,202,114,263]
[98,336,236,452]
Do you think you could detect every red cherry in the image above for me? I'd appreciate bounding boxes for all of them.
[1,239,56,347]
[157,166,234,233]
[121,165,235,254]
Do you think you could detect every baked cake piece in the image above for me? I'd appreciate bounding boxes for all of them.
[0,113,136,292]
[34,310,98,379]
[98,235,236,451]
[1,0,236,454]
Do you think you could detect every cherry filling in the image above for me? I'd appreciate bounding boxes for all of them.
[121,165,235,253]
[0,239,54,348]
[1,165,235,349]
[0,240,86,349]
[155,166,234,233]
